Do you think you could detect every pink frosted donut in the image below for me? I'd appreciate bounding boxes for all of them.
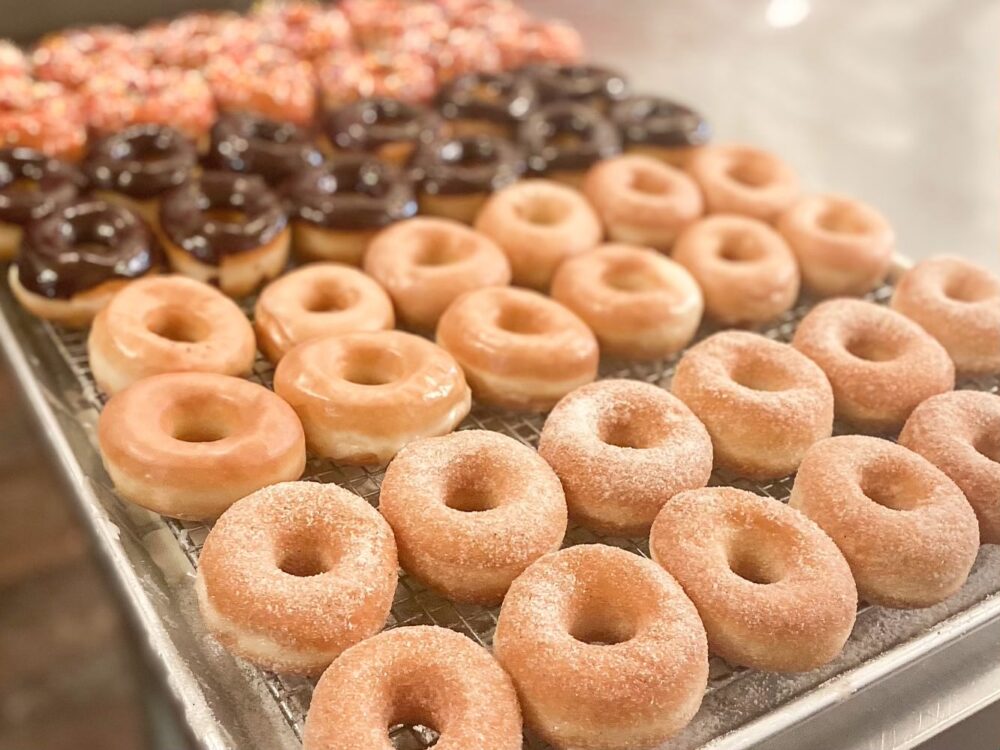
[204,46,317,126]
[316,48,438,107]
[688,144,799,223]
[32,25,145,89]
[252,1,352,60]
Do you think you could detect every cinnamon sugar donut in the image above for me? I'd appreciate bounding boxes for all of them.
[650,487,857,671]
[197,481,397,675]
[900,391,1000,544]
[672,215,801,326]
[890,256,1000,374]
[98,372,306,520]
[494,544,708,750]
[791,436,980,608]
[792,299,955,432]
[379,430,567,604]
[672,332,834,479]
[688,144,799,223]
[539,380,712,535]
[303,626,522,750]
[436,287,599,411]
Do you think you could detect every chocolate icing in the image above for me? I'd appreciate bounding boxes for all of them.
[411,135,526,196]
[324,97,443,153]
[435,72,538,127]
[525,63,629,107]
[83,125,197,201]
[206,114,324,187]
[519,102,622,174]
[0,148,83,226]
[612,96,711,148]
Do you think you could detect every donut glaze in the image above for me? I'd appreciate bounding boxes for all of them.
[206,113,323,187]
[611,95,711,167]
[519,102,621,187]
[0,147,82,259]
[688,144,799,223]
[528,63,629,109]
[323,97,443,165]
[435,70,538,137]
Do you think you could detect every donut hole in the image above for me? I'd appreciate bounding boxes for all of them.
[628,167,671,195]
[496,301,550,335]
[340,346,406,386]
[716,232,765,263]
[203,208,249,225]
[726,157,774,188]
[567,589,641,646]
[277,548,331,578]
[844,331,904,363]
[726,530,785,585]
[442,453,510,512]
[729,358,796,393]
[975,430,1000,463]
[599,413,664,450]
[302,282,358,313]
[860,465,922,511]
[145,306,211,343]
[602,261,664,293]
[413,230,476,267]
[513,195,570,226]
[816,204,870,235]
[943,273,998,304]
[386,693,442,748]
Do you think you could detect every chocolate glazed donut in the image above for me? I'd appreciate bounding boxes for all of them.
[0,148,82,260]
[434,71,538,138]
[519,102,621,188]
[612,96,711,167]
[323,97,443,166]
[525,63,629,110]
[206,113,324,187]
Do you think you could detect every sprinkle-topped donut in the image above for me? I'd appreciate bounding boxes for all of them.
[0,79,87,161]
[204,45,317,126]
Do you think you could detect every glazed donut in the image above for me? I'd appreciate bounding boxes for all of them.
[323,97,444,166]
[890,256,1000,374]
[582,154,703,250]
[672,331,834,479]
[252,1,353,60]
[421,26,504,84]
[434,71,538,138]
[473,179,602,290]
[98,372,306,520]
[539,379,713,534]
[206,113,323,188]
[0,148,82,260]
[363,217,511,331]
[688,144,800,223]
[550,244,702,360]
[254,263,394,364]
[204,46,317,126]
[380,430,566,603]
[527,63,629,110]
[791,435,980,608]
[0,80,87,162]
[303,626,522,750]
[611,95,711,168]
[197,481,397,675]
[792,299,955,432]
[274,330,471,464]
[436,287,599,411]
[10,199,162,328]
[900,390,1000,544]
[518,102,621,188]
[650,486,857,671]
[672,215,800,326]
[316,49,438,110]
[494,544,708,750]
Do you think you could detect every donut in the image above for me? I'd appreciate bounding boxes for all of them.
[688,144,800,223]
[611,95,711,167]
[323,97,444,166]
[527,63,629,110]
[274,330,471,464]
[206,113,324,188]
[316,49,438,109]
[139,13,258,70]
[792,299,955,432]
[10,199,162,328]
[649,486,858,671]
[539,379,713,534]
[379,430,566,603]
[550,244,703,360]
[900,390,1000,544]
[672,214,801,326]
[252,1,353,60]
[790,435,980,608]
[281,157,417,265]
[518,102,621,188]
[98,372,306,520]
[303,626,522,750]
[890,256,1000,374]
[434,71,538,138]
[31,25,143,88]
[0,41,29,79]
[197,481,397,675]
[425,26,504,84]
[582,154,703,250]
[507,19,584,68]
[0,148,82,260]
[672,331,834,479]
[363,217,511,331]
[436,287,599,411]
[473,179,602,290]
[494,544,708,750]
[204,46,317,126]
[0,79,87,162]
[159,171,290,297]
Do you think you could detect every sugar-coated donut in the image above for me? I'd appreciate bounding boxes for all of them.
[900,391,1000,544]
[98,372,306,520]
[196,481,397,675]
[792,299,955,432]
[550,244,703,360]
[494,544,708,750]
[253,263,394,364]
[436,287,599,411]
[650,487,857,672]
[474,179,601,290]
[274,330,471,465]
[539,380,712,535]
[379,430,567,604]
[791,436,979,608]
[672,331,834,479]
[672,214,800,326]
[303,626,522,750]
[687,144,799,223]
[890,256,1000,374]
[363,217,511,332]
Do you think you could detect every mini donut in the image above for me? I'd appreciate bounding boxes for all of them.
[792,299,955,432]
[900,390,1000,544]
[206,113,323,188]
[0,148,82,260]
[890,256,1000,374]
[519,102,621,188]
[139,12,258,70]
[777,193,895,297]
[274,330,471,465]
[582,154,703,250]
[474,179,602,290]
[527,63,629,110]
[303,626,522,750]
[31,25,142,88]
[611,95,711,167]
[791,435,980,608]
[671,331,834,479]
[509,19,584,68]
[98,372,306,520]
[197,481,397,675]
[252,1,353,60]
[494,544,708,750]
[316,49,438,110]
[363,217,511,331]
[0,41,28,79]
[650,487,857,672]
[436,287,599,411]
[672,214,800,326]
[551,244,702,360]
[379,430,567,604]
[0,79,87,162]
[323,97,444,166]
[420,26,504,85]
[539,380,712,535]
[434,71,538,138]
[688,144,800,223]
[254,263,395,364]
[204,46,317,126]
